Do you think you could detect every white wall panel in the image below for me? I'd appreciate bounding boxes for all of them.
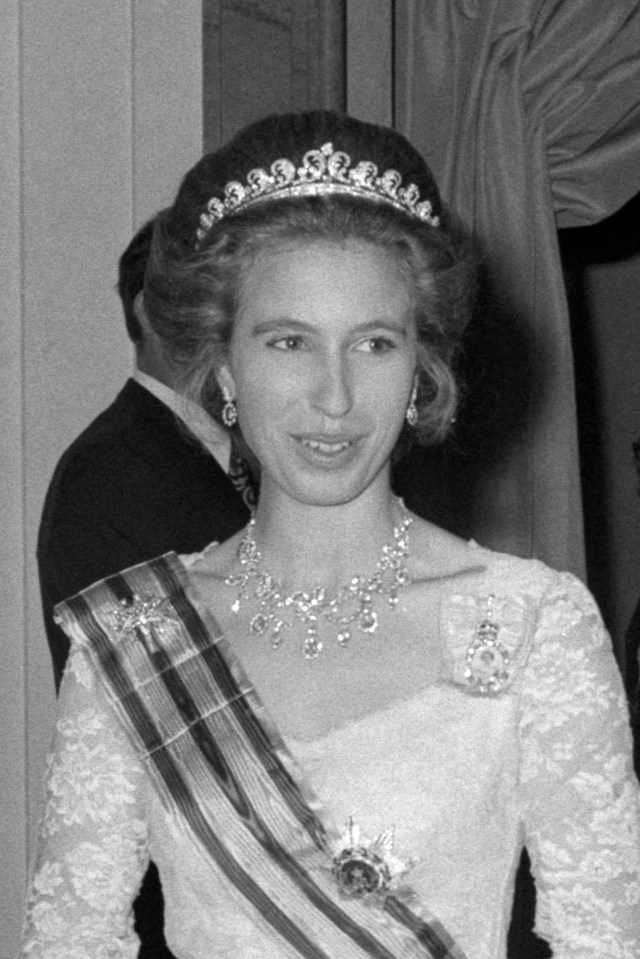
[21,0,136,867]
[1,4,202,955]
[0,3,28,951]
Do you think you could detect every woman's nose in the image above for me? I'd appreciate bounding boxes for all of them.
[310,352,352,418]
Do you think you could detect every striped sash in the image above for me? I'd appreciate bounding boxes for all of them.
[55,552,468,959]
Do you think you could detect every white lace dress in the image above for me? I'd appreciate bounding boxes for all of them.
[21,548,640,959]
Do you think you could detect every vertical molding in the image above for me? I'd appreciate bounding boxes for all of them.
[202,0,345,154]
[318,0,347,111]
[203,0,223,151]
[132,0,203,224]
[346,0,392,124]
[0,3,27,954]
[291,0,346,112]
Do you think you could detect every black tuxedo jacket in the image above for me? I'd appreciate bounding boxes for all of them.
[39,378,250,690]
[37,378,250,959]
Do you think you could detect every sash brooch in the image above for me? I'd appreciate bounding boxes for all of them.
[331,817,415,902]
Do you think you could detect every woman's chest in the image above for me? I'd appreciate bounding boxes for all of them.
[286,687,521,864]
[210,588,445,740]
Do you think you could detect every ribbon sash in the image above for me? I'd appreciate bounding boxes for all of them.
[55,552,468,959]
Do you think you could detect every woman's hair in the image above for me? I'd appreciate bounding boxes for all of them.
[144,110,476,448]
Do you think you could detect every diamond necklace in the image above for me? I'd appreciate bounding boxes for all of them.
[225,500,413,660]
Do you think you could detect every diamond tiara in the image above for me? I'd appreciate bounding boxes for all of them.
[196,141,440,243]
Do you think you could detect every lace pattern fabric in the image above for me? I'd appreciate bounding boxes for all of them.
[517,571,640,958]
[22,648,149,959]
[20,554,640,959]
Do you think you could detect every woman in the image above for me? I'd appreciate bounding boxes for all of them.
[22,111,639,959]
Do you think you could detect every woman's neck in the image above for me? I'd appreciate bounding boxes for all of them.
[249,484,404,593]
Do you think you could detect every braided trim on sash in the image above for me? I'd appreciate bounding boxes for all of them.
[55,553,468,959]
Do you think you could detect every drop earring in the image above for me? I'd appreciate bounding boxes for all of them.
[221,385,238,427]
[406,381,419,427]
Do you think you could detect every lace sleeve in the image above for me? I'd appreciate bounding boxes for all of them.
[519,572,640,958]
[21,646,150,959]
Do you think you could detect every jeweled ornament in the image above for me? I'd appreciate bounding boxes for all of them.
[110,593,178,654]
[331,818,412,899]
[464,595,510,694]
[226,500,412,660]
[196,141,440,244]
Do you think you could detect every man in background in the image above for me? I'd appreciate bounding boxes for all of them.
[37,218,254,959]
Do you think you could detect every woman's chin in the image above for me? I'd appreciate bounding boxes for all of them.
[261,462,390,510]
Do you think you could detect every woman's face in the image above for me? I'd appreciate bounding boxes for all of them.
[219,240,417,508]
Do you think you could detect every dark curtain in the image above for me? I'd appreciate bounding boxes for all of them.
[394,0,640,579]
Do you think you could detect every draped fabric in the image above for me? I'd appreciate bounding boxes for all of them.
[50,553,468,959]
[395,1,640,577]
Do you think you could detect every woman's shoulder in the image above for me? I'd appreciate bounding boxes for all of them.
[408,513,563,598]
[180,539,221,569]
[178,529,248,617]
[180,529,245,574]
[409,516,599,695]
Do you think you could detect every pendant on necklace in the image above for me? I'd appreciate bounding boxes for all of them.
[225,499,412,660]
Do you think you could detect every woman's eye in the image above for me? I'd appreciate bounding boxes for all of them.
[356,337,396,353]
[270,335,304,351]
